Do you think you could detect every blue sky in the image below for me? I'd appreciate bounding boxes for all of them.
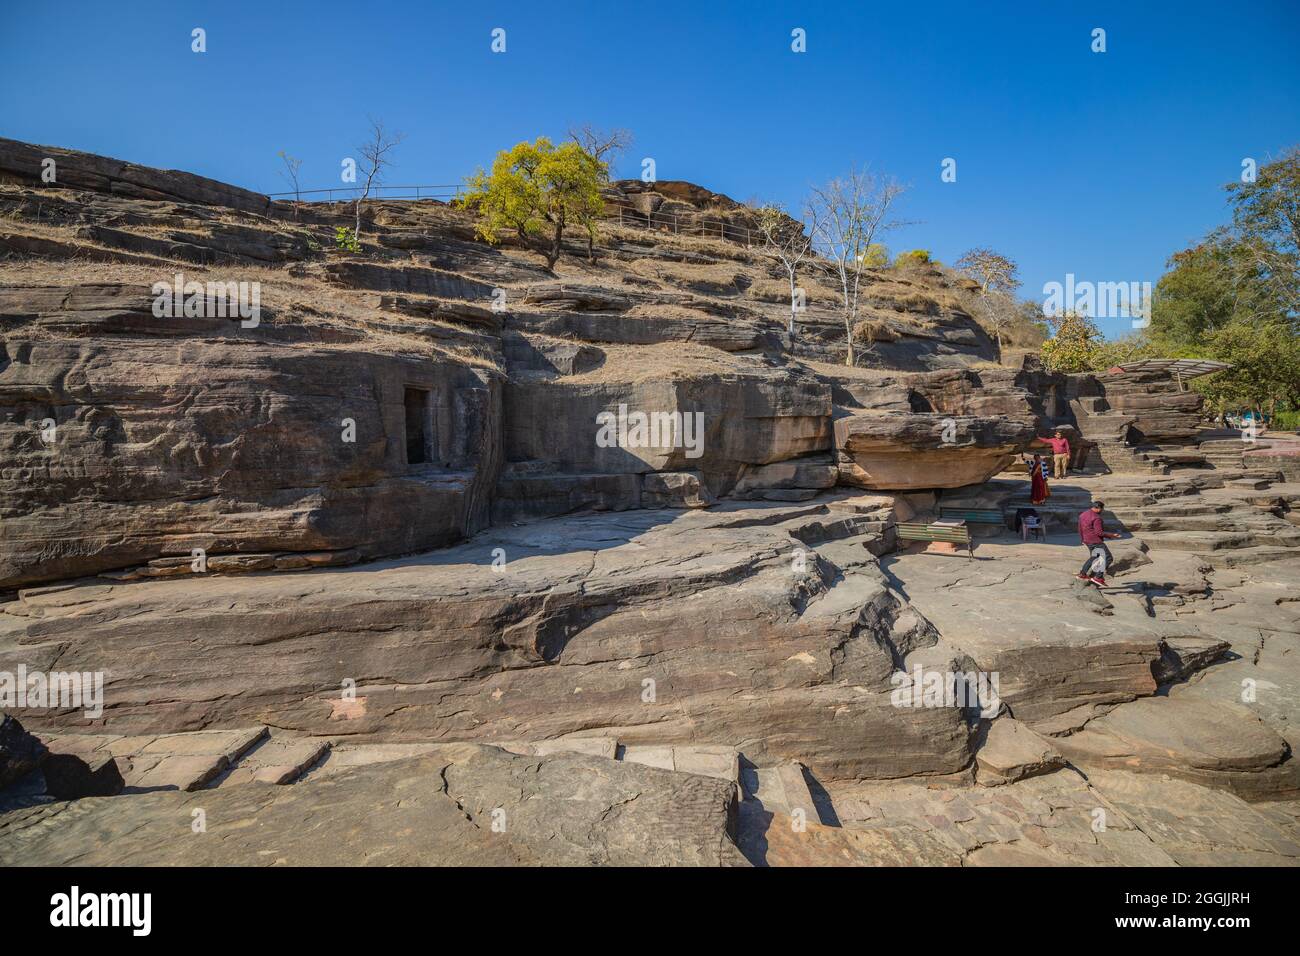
[3,0,1298,338]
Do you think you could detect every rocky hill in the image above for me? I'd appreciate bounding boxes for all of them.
[2,139,1299,867]
[0,136,1032,590]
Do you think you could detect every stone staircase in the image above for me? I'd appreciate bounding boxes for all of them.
[997,467,1300,567]
[1089,439,1169,475]
[1124,490,1300,565]
[1199,439,1247,470]
[1071,407,1259,479]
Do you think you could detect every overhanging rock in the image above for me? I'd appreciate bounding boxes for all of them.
[835,412,1036,491]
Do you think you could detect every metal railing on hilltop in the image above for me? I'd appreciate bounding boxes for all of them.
[268,184,464,203]
[606,203,764,247]
[267,187,768,248]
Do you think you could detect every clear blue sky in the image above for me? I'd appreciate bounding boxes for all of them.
[3,1,1298,338]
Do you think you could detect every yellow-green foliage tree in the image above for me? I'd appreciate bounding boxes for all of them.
[861,243,890,267]
[894,249,933,268]
[459,137,606,271]
[1040,311,1105,372]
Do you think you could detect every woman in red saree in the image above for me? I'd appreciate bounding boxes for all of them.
[1029,454,1050,505]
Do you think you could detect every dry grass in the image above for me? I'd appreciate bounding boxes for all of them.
[627,257,752,295]
[0,249,500,369]
[561,339,752,384]
[852,318,899,343]
[3,177,998,377]
[602,221,765,265]
[747,277,832,306]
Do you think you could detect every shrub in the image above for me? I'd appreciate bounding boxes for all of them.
[1273,409,1300,431]
[334,226,361,252]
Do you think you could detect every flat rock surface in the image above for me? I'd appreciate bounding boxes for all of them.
[1,499,972,785]
[0,745,747,866]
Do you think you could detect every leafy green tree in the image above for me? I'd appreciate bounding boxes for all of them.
[1040,312,1105,372]
[1149,240,1236,349]
[1147,146,1300,414]
[1149,237,1281,350]
[1224,146,1300,316]
[460,137,606,271]
[1193,318,1300,419]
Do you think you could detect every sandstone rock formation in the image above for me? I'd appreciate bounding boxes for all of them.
[0,139,1044,589]
[835,412,1035,490]
[2,140,1299,868]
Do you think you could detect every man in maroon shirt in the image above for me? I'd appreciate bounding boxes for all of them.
[1039,428,1072,478]
[1077,500,1121,586]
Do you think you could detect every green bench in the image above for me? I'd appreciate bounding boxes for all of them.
[939,508,1004,525]
[896,521,974,559]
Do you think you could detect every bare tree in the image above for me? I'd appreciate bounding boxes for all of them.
[276,150,303,220]
[751,202,814,336]
[954,247,1021,295]
[568,126,633,262]
[354,119,405,241]
[568,124,633,171]
[954,248,1022,353]
[806,168,907,365]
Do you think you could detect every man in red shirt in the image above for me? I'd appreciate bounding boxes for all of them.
[1077,500,1121,586]
[1039,428,1072,478]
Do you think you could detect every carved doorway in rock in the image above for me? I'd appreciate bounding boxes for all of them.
[404,386,433,465]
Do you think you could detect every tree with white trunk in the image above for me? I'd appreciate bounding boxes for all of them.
[752,201,814,336]
[353,119,405,243]
[806,168,907,365]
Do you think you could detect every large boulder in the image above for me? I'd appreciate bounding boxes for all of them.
[835,412,1035,491]
[500,348,833,515]
[1087,368,1206,443]
[1051,697,1300,801]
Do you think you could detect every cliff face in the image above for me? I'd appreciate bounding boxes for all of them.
[0,138,1037,590]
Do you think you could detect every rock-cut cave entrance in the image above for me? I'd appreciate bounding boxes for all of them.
[404,386,432,465]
